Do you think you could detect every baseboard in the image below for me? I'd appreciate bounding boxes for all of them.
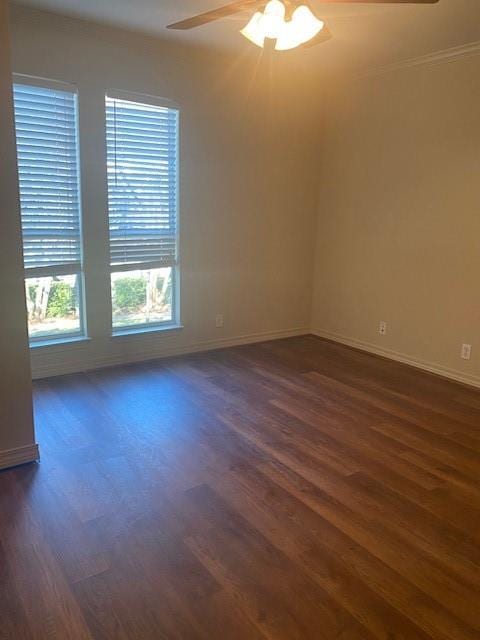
[0,443,40,470]
[31,326,480,389]
[311,329,480,390]
[32,327,310,379]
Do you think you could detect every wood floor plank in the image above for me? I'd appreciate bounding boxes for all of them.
[258,459,479,640]
[0,540,34,640]
[1,335,479,639]
[184,484,374,640]
[216,409,480,631]
[212,463,434,640]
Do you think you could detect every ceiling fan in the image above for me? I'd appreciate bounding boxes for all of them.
[167,0,439,51]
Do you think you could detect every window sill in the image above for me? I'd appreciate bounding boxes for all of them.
[30,335,91,349]
[112,324,184,339]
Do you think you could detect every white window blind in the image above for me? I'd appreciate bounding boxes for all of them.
[13,82,82,275]
[106,95,178,270]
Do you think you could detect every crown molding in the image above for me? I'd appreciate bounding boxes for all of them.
[360,40,480,79]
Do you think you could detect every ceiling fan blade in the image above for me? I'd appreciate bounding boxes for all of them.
[302,25,333,48]
[166,0,265,30]
[167,0,438,32]
[318,0,438,3]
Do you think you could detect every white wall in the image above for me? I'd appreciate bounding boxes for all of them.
[0,0,37,467]
[9,5,322,378]
[312,55,480,387]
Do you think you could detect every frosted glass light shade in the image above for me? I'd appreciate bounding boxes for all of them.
[275,6,324,51]
[240,1,324,51]
[258,0,285,38]
[240,12,266,47]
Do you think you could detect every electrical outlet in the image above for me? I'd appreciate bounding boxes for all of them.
[461,343,472,360]
[379,321,387,336]
[215,314,224,328]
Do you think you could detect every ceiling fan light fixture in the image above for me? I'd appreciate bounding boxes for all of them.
[240,12,266,47]
[275,6,324,50]
[274,30,307,51]
[241,1,324,51]
[293,5,324,41]
[257,0,285,38]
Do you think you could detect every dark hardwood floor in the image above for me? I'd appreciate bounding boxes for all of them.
[1,335,480,639]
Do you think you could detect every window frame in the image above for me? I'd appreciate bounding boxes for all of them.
[105,89,181,336]
[13,74,87,345]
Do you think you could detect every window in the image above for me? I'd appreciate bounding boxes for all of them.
[106,93,179,332]
[13,80,84,342]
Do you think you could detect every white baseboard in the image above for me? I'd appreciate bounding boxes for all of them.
[0,443,40,470]
[31,326,480,390]
[312,329,480,390]
[32,327,310,379]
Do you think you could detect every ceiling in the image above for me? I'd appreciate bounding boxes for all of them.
[12,0,480,73]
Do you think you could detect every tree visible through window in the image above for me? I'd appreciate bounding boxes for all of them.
[105,93,179,332]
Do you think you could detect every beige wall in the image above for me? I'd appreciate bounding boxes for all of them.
[10,5,478,389]
[0,0,37,462]
[312,56,480,386]
[9,5,322,378]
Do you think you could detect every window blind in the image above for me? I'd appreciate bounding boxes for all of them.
[106,96,178,269]
[13,83,82,274]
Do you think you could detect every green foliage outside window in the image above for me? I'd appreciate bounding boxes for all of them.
[113,277,146,312]
[46,281,76,318]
